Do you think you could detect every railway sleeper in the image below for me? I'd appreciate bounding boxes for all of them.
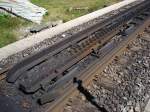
[19,27,128,93]
[7,0,150,83]
[5,0,150,106]
[38,9,150,105]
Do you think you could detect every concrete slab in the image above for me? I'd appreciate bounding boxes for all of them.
[0,0,139,61]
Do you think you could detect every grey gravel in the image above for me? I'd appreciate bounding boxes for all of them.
[63,30,150,112]
[0,1,141,70]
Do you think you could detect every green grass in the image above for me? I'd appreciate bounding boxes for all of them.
[31,0,119,22]
[0,14,30,47]
[0,0,119,48]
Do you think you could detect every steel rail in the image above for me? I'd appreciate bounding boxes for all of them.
[44,8,150,112]
[7,0,149,83]
[1,1,149,112]
[13,0,150,94]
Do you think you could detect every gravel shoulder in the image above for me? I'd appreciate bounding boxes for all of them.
[63,28,150,112]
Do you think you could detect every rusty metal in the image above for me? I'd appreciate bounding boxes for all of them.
[7,0,149,84]
[46,9,150,112]
[2,1,150,112]
[7,1,150,95]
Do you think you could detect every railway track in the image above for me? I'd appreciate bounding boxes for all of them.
[0,1,150,112]
[47,8,150,112]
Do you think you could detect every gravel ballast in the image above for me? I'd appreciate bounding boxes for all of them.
[63,29,150,112]
[0,1,141,70]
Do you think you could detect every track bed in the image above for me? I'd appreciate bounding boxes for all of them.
[0,1,150,112]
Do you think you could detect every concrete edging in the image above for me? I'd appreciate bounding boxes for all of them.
[0,0,138,60]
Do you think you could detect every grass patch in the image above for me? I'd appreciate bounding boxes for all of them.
[31,0,119,22]
[0,13,30,47]
[0,0,119,48]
